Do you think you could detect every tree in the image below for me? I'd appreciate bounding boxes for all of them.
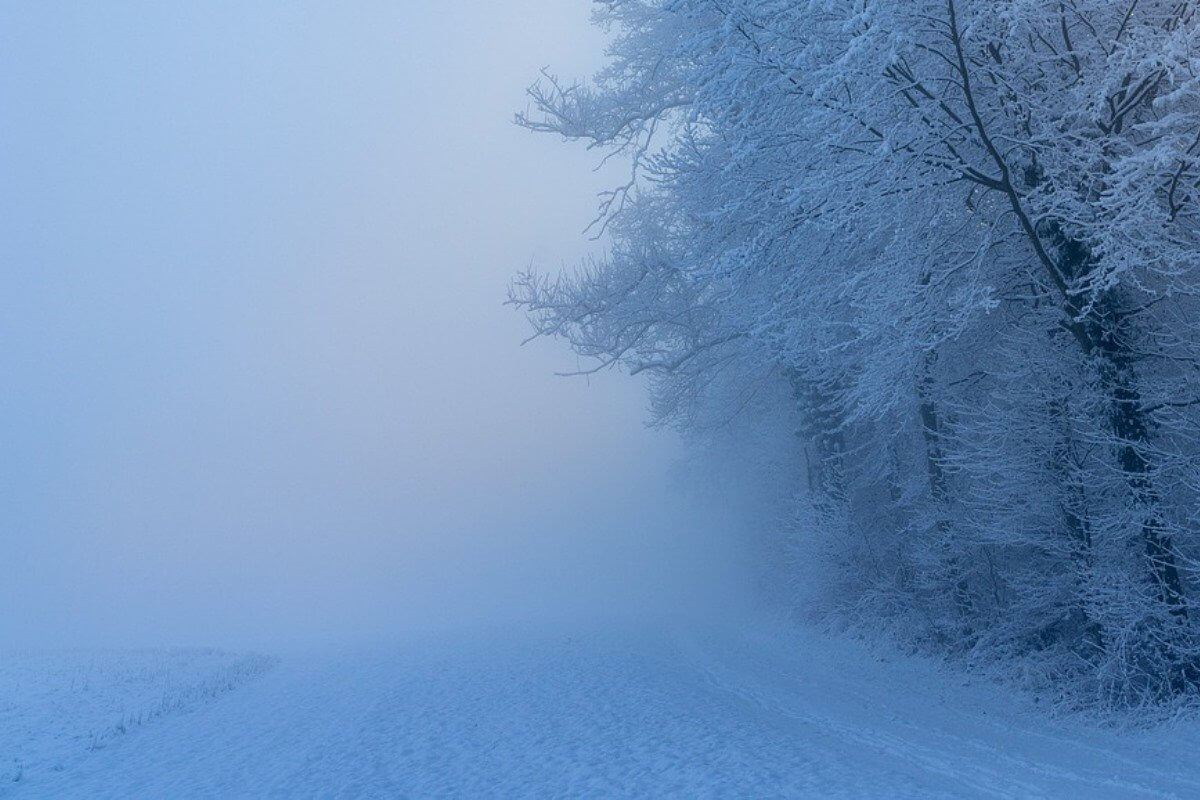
[514,0,1200,707]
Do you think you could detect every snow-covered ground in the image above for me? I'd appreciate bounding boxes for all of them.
[0,647,275,792]
[5,620,1200,798]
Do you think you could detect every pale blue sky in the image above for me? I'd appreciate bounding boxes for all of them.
[0,3,694,646]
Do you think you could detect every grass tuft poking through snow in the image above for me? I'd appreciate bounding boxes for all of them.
[0,647,275,791]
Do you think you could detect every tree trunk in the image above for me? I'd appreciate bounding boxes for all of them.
[1047,395,1105,654]
[1090,301,1188,620]
[917,351,975,637]
[788,369,848,512]
[1052,232,1189,622]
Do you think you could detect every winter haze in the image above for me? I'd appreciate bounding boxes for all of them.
[11,4,1200,797]
[0,3,733,648]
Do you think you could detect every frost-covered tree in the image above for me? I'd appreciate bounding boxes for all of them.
[513,0,1200,707]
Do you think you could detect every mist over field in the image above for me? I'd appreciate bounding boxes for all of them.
[0,2,738,650]
[8,3,1200,797]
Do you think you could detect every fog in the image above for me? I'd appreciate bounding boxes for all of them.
[0,3,745,649]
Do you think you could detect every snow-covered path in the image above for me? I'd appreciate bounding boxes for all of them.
[12,621,1200,798]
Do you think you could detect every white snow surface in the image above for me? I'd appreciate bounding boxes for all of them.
[5,619,1200,798]
[0,648,275,790]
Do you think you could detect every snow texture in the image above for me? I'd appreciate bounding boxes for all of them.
[5,621,1199,798]
[1,648,275,791]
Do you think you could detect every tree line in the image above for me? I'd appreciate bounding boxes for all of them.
[512,0,1200,708]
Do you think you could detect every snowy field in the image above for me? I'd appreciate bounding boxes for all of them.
[4,620,1200,798]
[0,648,276,794]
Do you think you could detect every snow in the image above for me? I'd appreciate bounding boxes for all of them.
[0,648,275,790]
[5,620,1200,798]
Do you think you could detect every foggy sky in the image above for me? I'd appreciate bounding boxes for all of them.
[0,3,728,648]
